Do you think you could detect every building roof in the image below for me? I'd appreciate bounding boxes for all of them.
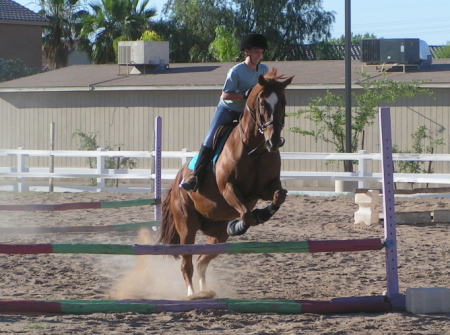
[1,59,449,92]
[0,0,49,24]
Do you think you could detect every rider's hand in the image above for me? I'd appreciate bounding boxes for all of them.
[242,88,252,99]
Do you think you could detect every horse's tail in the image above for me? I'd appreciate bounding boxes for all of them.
[157,185,181,259]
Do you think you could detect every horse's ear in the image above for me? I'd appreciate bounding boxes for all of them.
[258,74,267,86]
[280,76,294,89]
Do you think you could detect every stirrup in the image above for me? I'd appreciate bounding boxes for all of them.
[179,174,199,192]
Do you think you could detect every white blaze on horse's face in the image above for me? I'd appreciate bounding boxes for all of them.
[266,92,278,113]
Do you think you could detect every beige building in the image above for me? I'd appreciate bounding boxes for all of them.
[1,60,449,187]
[0,0,49,69]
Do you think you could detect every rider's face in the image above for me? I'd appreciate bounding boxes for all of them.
[246,48,264,62]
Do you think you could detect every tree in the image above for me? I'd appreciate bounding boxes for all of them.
[392,126,444,188]
[0,59,41,83]
[126,0,157,40]
[140,30,162,41]
[159,0,234,62]
[312,40,342,60]
[77,0,156,64]
[113,30,161,62]
[329,32,378,45]
[72,130,137,186]
[208,26,240,62]
[39,0,85,69]
[288,73,434,171]
[232,0,335,61]
[435,42,450,59]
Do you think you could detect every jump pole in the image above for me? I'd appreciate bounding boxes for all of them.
[379,107,403,309]
[0,221,161,234]
[0,198,159,212]
[0,238,383,255]
[0,297,391,315]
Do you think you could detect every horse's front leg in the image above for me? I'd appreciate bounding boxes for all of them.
[222,183,256,236]
[252,179,287,225]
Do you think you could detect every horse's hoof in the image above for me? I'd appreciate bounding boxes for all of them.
[186,290,217,300]
[227,219,249,236]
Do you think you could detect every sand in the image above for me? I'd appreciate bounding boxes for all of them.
[0,191,449,334]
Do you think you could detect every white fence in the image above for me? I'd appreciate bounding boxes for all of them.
[1,147,450,193]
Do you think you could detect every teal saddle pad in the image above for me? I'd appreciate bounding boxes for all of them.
[188,128,234,171]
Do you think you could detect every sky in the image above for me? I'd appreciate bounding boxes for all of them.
[15,0,450,46]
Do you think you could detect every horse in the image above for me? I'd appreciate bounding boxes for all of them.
[158,68,293,297]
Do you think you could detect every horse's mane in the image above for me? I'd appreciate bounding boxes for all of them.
[264,67,288,82]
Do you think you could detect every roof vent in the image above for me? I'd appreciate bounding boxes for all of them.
[118,41,169,74]
[361,38,432,71]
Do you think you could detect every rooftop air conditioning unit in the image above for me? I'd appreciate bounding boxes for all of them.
[361,38,432,67]
[118,41,169,67]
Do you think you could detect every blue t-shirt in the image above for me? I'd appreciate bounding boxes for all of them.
[220,62,269,112]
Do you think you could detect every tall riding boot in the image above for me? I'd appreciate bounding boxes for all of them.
[179,145,212,192]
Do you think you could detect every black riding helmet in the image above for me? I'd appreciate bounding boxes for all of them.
[240,33,268,51]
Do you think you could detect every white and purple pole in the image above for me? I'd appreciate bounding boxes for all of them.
[154,116,162,221]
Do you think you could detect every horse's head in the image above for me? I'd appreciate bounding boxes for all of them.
[247,68,293,152]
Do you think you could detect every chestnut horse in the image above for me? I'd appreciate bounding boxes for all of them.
[158,68,293,297]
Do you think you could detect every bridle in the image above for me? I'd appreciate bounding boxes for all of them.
[240,91,285,155]
[246,92,285,134]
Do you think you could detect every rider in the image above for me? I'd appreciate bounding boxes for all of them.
[180,33,269,192]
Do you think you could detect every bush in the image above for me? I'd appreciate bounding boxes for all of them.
[435,42,450,59]
[288,72,434,171]
[72,130,137,186]
[393,126,444,188]
[0,58,41,83]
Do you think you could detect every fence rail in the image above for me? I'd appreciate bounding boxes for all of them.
[2,147,450,193]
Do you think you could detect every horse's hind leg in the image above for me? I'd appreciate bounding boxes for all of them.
[197,223,229,292]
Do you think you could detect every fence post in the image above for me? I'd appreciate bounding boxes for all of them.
[49,122,55,192]
[357,150,367,189]
[17,147,29,193]
[182,148,192,166]
[96,148,105,193]
[154,117,162,221]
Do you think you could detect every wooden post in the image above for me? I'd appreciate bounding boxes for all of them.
[49,122,55,192]
[115,147,121,187]
[96,148,105,192]
[17,147,28,193]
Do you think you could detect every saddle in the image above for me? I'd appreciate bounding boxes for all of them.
[212,121,238,152]
[188,122,238,171]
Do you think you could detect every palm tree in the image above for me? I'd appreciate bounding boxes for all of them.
[39,0,85,69]
[127,0,156,40]
[77,0,156,64]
